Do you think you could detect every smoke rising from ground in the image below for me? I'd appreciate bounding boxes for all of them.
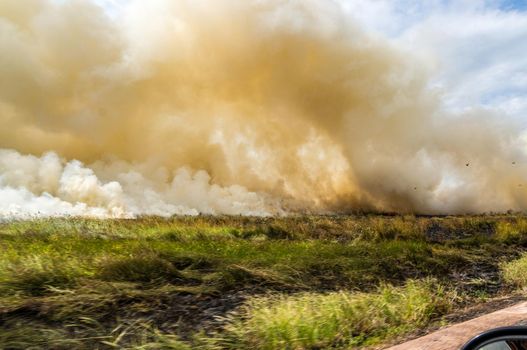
[0,0,526,217]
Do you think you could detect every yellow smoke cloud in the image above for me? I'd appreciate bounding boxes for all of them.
[0,0,525,217]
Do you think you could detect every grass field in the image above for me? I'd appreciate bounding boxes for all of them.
[2,215,527,349]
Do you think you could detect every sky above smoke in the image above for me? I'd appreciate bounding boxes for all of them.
[1,0,527,218]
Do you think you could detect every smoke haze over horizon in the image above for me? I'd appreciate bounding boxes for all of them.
[1,0,527,218]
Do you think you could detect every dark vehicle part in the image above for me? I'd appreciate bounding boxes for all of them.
[461,326,527,350]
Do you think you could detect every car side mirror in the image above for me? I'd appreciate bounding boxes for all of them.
[461,327,527,350]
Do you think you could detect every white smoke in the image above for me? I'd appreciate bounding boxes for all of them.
[0,149,275,218]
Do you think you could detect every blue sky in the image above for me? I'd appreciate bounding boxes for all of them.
[334,0,527,122]
[500,0,527,11]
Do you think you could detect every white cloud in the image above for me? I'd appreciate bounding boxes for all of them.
[338,0,527,121]
[400,7,527,117]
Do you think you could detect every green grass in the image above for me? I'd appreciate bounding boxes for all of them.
[1,215,527,349]
[495,219,527,244]
[502,252,527,288]
[204,279,455,349]
[0,319,193,350]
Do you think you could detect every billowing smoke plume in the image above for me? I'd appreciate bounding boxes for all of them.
[1,0,526,217]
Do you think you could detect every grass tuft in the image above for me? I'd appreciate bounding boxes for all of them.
[97,255,190,283]
[502,253,527,288]
[495,219,527,244]
[205,279,455,349]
